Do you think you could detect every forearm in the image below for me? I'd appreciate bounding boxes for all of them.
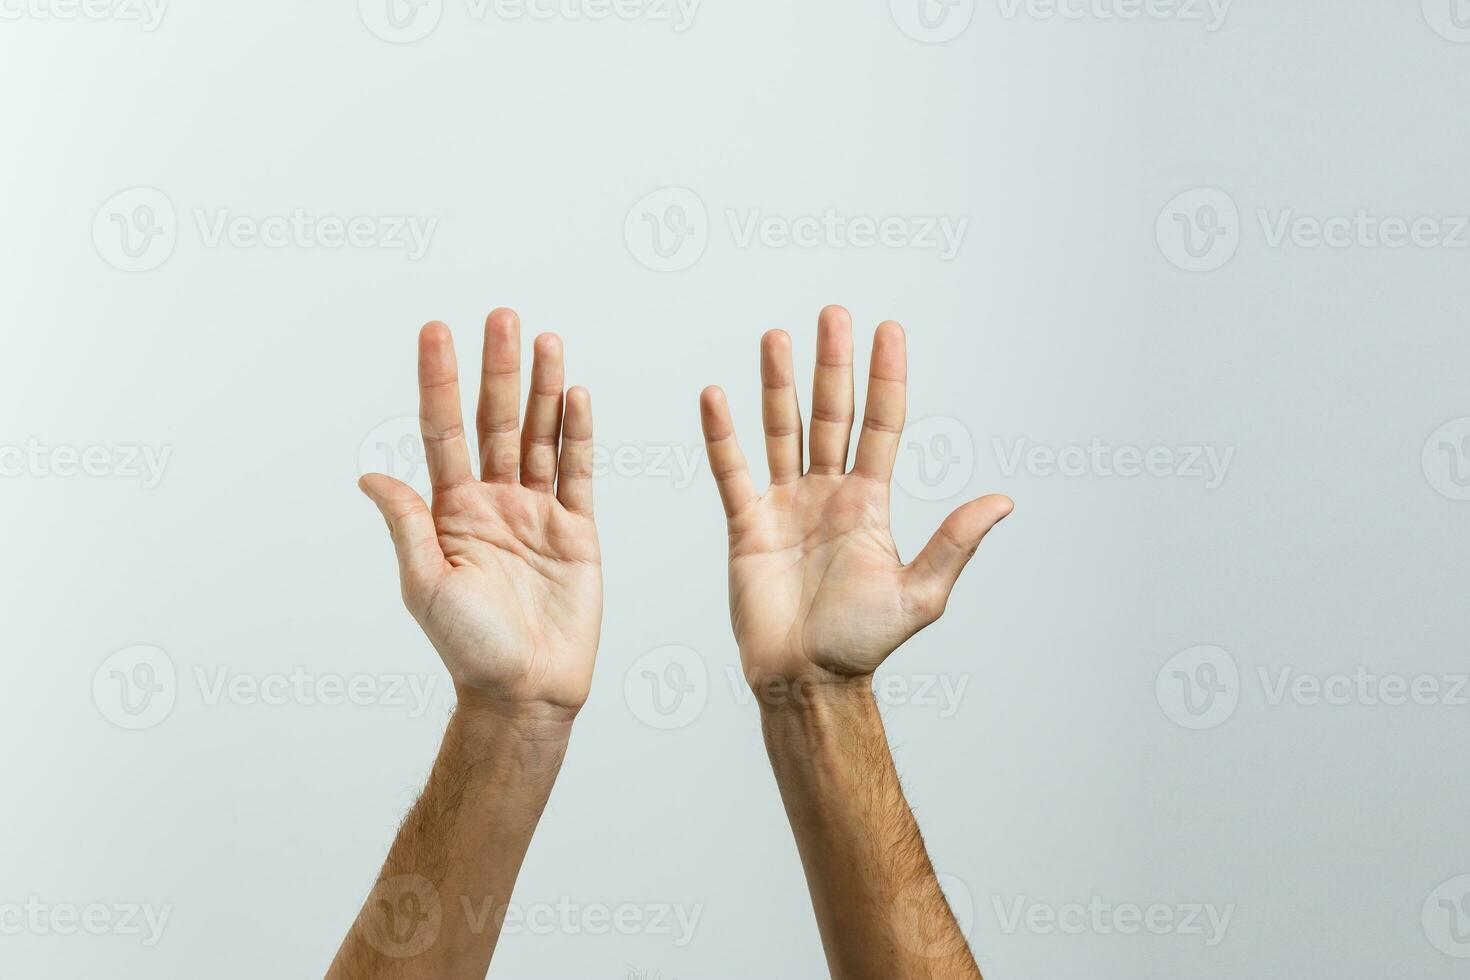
[327,695,573,979]
[760,679,981,980]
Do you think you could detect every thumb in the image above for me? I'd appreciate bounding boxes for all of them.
[358,473,445,594]
[904,494,1013,624]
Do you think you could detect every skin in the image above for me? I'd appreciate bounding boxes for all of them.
[330,304,1002,978]
[328,309,600,979]
[699,305,1011,979]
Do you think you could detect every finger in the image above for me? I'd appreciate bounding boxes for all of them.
[557,386,594,514]
[700,386,758,518]
[853,320,907,482]
[358,473,447,597]
[903,495,1013,624]
[760,329,802,485]
[476,307,521,483]
[520,333,565,493]
[418,321,473,493]
[808,305,854,475]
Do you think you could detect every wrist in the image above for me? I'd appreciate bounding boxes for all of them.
[454,685,579,725]
[744,660,876,712]
[757,675,889,797]
[754,672,876,722]
[449,689,577,765]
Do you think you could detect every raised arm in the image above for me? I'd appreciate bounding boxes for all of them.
[329,310,601,979]
[698,306,1010,980]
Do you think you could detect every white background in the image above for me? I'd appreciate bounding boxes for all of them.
[3,1,1470,977]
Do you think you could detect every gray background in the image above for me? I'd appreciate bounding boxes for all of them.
[3,0,1468,977]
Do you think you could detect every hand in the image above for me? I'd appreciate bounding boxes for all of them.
[699,306,1011,692]
[359,309,601,715]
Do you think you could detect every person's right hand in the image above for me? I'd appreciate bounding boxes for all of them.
[698,306,1011,695]
[359,310,602,717]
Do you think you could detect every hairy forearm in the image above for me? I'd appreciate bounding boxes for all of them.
[760,679,981,980]
[327,696,574,979]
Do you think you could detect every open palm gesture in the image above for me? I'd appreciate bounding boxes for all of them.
[359,309,601,714]
[699,306,1011,690]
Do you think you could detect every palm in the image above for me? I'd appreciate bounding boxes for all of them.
[360,310,602,713]
[422,482,600,706]
[701,307,1012,689]
[730,477,911,680]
